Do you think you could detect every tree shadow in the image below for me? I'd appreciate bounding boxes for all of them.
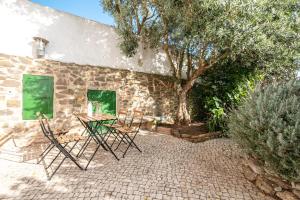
[5,174,70,199]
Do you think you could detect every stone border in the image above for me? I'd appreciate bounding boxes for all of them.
[172,130,221,143]
[156,126,172,135]
[242,157,300,200]
[155,125,222,143]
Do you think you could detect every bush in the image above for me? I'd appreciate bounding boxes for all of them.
[203,96,226,132]
[228,80,300,181]
[190,58,261,132]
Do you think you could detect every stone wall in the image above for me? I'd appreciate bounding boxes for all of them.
[243,156,300,200]
[0,53,177,150]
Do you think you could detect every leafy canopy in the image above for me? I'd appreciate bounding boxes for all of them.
[102,0,300,80]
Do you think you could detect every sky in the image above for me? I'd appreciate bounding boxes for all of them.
[30,0,115,26]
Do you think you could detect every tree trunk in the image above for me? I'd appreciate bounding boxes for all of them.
[174,64,208,125]
[175,85,191,125]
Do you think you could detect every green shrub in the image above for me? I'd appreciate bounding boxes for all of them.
[190,59,262,132]
[203,96,226,132]
[228,80,300,181]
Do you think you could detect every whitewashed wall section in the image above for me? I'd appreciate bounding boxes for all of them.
[0,0,172,76]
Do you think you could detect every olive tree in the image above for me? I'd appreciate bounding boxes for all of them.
[101,0,299,125]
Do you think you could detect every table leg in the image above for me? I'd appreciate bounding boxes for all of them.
[93,120,119,160]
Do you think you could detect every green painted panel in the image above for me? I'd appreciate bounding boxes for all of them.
[87,90,116,132]
[87,89,116,115]
[22,74,54,120]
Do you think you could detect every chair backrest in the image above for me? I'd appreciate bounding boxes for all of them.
[73,113,86,127]
[38,113,56,141]
[73,113,94,134]
[117,109,128,126]
[129,109,144,131]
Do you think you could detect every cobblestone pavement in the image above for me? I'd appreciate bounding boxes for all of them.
[0,131,273,200]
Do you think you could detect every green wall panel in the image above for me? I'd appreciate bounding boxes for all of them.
[87,89,116,115]
[22,74,54,120]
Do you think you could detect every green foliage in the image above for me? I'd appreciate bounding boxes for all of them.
[204,97,226,132]
[102,0,299,125]
[118,29,139,57]
[102,0,300,73]
[228,80,300,181]
[190,59,261,131]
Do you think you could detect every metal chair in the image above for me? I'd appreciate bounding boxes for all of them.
[38,114,95,180]
[105,109,129,128]
[114,109,144,158]
[103,109,129,146]
[37,127,68,165]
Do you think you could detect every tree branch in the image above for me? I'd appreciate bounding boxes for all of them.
[186,52,192,80]
[176,49,185,80]
[182,51,229,93]
[161,17,178,78]
[163,39,178,78]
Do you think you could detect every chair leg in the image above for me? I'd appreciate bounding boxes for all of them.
[92,134,108,151]
[47,156,67,180]
[76,135,92,158]
[80,128,87,136]
[122,133,142,158]
[104,130,113,142]
[110,132,127,149]
[114,134,126,151]
[107,128,127,148]
[50,143,83,181]
[127,136,142,152]
[95,134,119,161]
[45,141,82,172]
[122,135,133,158]
[59,141,83,170]
[105,129,126,148]
[84,142,101,170]
[37,143,54,164]
[114,131,127,144]
[46,143,68,169]
[110,133,117,147]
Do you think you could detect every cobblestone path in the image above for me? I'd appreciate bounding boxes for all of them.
[0,131,273,200]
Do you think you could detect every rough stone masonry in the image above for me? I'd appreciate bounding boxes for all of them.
[0,53,177,153]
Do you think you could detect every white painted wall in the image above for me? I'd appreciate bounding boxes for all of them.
[0,0,172,76]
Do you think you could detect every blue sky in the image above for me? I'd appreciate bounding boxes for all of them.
[31,0,115,25]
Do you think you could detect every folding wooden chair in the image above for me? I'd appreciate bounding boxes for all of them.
[105,109,128,128]
[104,109,129,146]
[38,114,95,180]
[37,125,69,164]
[114,109,144,158]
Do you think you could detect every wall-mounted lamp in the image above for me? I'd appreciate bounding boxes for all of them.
[33,36,49,58]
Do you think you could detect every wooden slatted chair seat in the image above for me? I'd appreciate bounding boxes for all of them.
[55,134,85,144]
[54,128,69,135]
[114,109,143,158]
[105,123,123,128]
[115,125,140,134]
